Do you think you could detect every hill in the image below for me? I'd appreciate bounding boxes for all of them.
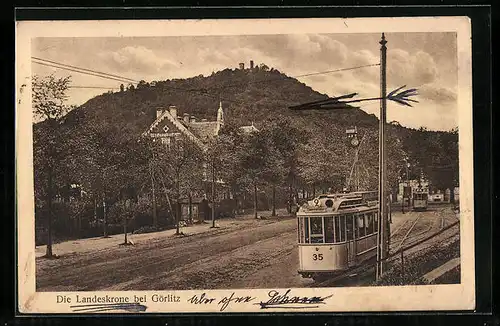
[34,66,458,197]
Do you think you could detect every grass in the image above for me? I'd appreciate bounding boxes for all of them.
[373,237,460,286]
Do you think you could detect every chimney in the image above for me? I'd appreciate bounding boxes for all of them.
[250,60,254,69]
[239,62,245,70]
[156,108,164,118]
[169,105,177,118]
[183,113,190,123]
[190,116,196,123]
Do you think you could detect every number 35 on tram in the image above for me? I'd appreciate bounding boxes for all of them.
[296,192,379,281]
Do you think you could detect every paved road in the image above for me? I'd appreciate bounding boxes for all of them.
[36,216,312,291]
[36,205,458,291]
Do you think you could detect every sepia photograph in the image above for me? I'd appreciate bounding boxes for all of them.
[16,17,475,313]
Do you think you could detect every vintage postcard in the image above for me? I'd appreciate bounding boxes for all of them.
[16,17,474,313]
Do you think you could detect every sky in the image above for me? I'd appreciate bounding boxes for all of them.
[32,32,458,131]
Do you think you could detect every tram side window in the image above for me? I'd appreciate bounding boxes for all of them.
[324,217,334,243]
[304,217,309,243]
[334,216,346,242]
[334,217,340,242]
[346,216,354,241]
[374,212,378,233]
[298,217,305,243]
[357,214,366,237]
[366,213,374,235]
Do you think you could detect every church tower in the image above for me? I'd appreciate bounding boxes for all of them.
[215,100,224,135]
[217,100,224,126]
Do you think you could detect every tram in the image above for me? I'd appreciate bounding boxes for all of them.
[412,189,428,211]
[297,191,379,281]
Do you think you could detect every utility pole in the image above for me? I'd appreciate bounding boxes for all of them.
[377,33,389,280]
[406,161,410,210]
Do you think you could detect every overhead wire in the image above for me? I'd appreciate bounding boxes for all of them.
[203,63,381,92]
[32,56,139,83]
[32,57,245,105]
[32,56,381,108]
[32,60,136,84]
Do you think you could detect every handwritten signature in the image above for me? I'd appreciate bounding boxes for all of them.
[70,302,147,313]
[188,292,255,312]
[255,289,333,309]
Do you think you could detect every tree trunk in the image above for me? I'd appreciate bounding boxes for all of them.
[312,182,316,198]
[45,165,53,257]
[123,201,128,244]
[254,182,258,219]
[211,160,216,228]
[176,174,181,235]
[102,195,108,237]
[77,212,82,238]
[151,165,158,228]
[271,185,276,216]
[93,196,97,224]
[188,192,193,223]
[287,184,292,214]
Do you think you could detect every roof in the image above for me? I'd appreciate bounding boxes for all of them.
[178,197,207,204]
[142,110,207,151]
[239,124,259,133]
[297,191,378,215]
[189,121,219,140]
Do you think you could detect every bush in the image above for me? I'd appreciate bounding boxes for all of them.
[132,225,162,234]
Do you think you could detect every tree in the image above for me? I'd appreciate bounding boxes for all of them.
[233,130,283,219]
[137,80,149,89]
[63,117,151,238]
[266,116,310,213]
[120,84,125,92]
[32,74,72,258]
[298,137,350,195]
[204,133,240,226]
[155,136,204,234]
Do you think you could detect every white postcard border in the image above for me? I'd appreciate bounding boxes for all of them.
[16,16,475,314]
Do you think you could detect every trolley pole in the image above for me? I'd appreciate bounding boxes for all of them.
[376,33,389,280]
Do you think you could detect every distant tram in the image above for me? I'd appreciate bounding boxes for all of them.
[297,191,379,281]
[412,189,428,211]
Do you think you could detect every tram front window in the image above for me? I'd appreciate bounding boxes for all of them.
[310,217,322,234]
[309,216,324,243]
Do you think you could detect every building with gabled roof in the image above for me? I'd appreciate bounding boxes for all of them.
[142,101,257,150]
[142,101,260,221]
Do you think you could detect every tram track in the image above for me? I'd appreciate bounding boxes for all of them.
[312,206,461,288]
[393,214,422,253]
